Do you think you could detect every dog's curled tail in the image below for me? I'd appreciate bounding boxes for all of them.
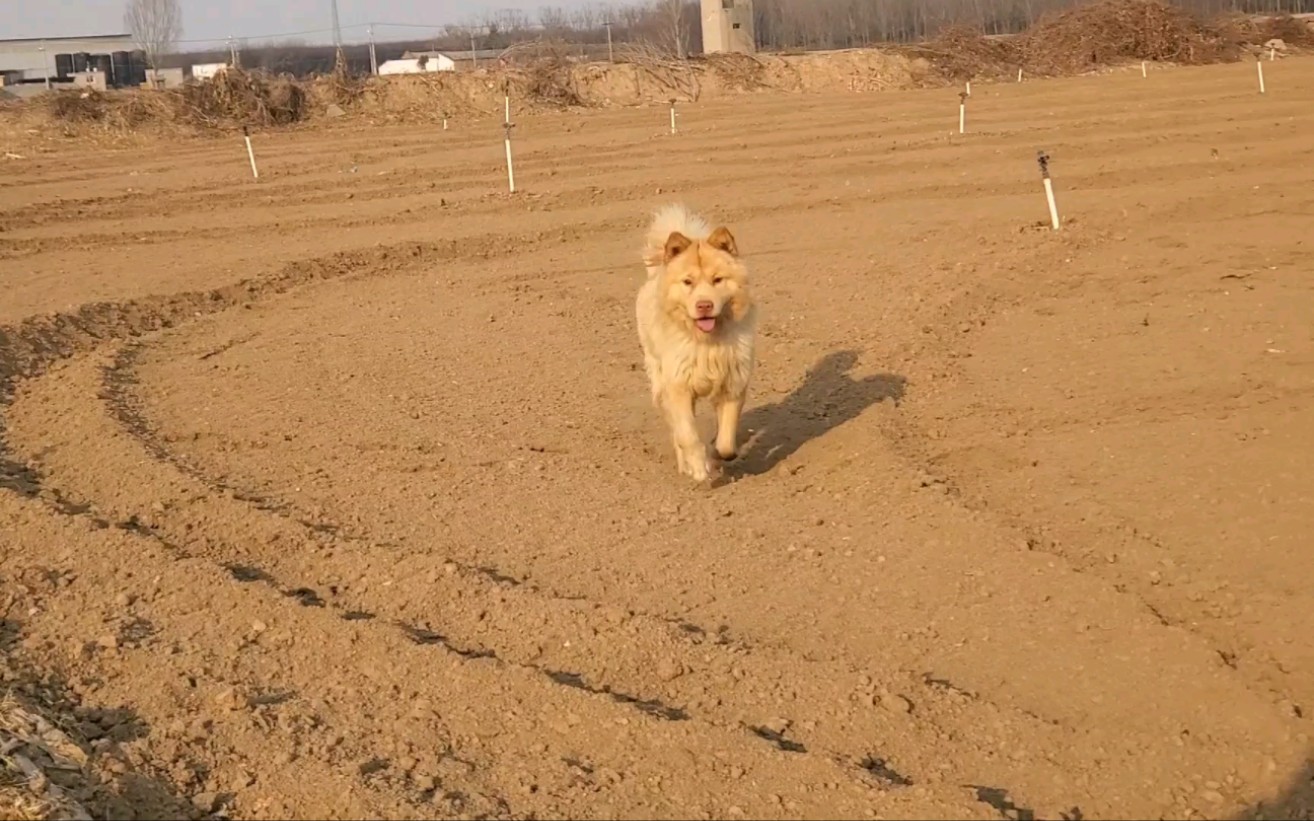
[642,203,711,275]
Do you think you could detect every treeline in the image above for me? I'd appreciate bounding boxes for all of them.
[175,0,1314,76]
[747,0,1313,47]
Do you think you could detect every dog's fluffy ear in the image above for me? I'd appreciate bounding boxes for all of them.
[664,231,693,262]
[706,227,739,257]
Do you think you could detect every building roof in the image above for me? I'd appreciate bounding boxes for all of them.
[0,34,134,45]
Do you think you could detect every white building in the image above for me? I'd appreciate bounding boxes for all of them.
[378,51,456,75]
[191,62,228,81]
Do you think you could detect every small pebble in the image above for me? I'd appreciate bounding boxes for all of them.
[656,659,684,682]
[192,791,219,813]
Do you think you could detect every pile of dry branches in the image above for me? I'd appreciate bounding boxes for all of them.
[913,25,1023,80]
[177,68,310,127]
[41,68,312,133]
[1020,0,1239,75]
[1244,13,1314,47]
[911,0,1276,80]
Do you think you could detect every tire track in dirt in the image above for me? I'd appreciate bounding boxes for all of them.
[0,239,1010,821]
[2,218,1222,820]
[94,337,1108,811]
[6,59,1314,820]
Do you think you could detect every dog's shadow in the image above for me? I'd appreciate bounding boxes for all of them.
[729,350,906,478]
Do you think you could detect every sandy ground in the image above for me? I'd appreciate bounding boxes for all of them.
[2,58,1313,821]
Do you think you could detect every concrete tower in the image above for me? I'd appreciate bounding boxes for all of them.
[701,0,757,55]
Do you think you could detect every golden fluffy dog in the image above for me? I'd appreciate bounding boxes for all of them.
[636,204,756,483]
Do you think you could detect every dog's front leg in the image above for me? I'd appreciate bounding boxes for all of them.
[714,392,745,462]
[644,354,663,408]
[665,389,711,482]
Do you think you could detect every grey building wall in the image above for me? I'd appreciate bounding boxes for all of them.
[0,35,136,80]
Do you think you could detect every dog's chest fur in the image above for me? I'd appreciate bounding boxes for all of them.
[662,332,754,399]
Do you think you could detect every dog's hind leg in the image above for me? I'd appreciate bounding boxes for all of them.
[714,392,745,462]
[665,388,711,482]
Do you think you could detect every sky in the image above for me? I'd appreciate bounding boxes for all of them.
[10,1,599,48]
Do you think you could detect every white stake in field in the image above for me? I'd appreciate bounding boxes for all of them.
[958,90,968,135]
[1037,150,1061,231]
[242,125,259,180]
[1257,58,1266,94]
[503,121,517,194]
[669,98,678,135]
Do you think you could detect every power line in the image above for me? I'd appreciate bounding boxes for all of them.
[174,24,368,46]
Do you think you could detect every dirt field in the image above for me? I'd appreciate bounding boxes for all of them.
[2,57,1313,821]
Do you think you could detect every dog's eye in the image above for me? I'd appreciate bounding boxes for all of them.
[713,277,724,285]
[682,279,693,287]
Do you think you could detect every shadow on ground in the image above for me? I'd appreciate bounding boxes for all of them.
[1235,758,1314,821]
[733,349,906,477]
[0,582,201,821]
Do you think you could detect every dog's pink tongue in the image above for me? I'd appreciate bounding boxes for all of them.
[696,317,717,333]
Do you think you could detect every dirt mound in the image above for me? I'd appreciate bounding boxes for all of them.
[1020,0,1239,75]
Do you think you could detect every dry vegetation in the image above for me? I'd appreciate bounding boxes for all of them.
[907,0,1306,79]
[0,694,91,821]
[4,0,1312,138]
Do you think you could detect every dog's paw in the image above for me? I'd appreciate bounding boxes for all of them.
[681,453,716,483]
[715,446,738,463]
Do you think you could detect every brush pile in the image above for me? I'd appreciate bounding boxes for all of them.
[1219,12,1314,48]
[916,25,1023,80]
[177,68,311,127]
[1020,0,1239,75]
[39,68,313,134]
[914,0,1298,79]
[516,55,583,107]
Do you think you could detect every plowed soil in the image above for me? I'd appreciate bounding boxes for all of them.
[2,59,1313,821]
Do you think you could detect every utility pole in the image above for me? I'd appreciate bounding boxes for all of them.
[330,0,344,68]
[368,25,378,75]
[604,21,614,62]
[40,41,51,89]
[470,32,477,69]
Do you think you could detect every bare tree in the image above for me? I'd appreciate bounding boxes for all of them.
[124,0,182,73]
[658,0,688,58]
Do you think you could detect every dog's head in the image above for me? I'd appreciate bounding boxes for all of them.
[660,227,750,337]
